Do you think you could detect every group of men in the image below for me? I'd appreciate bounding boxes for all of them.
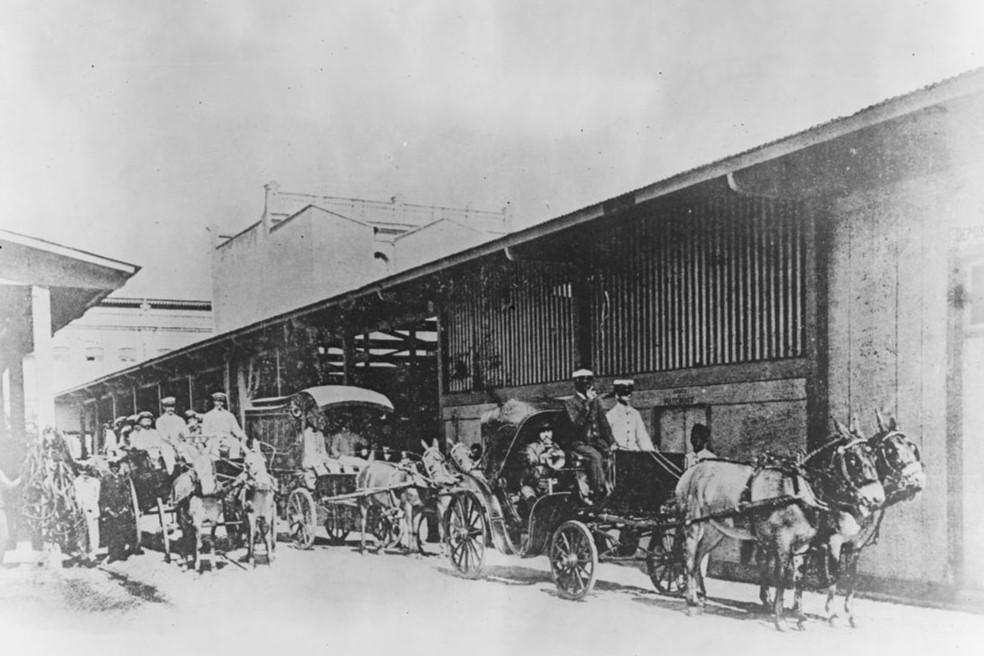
[104,391,248,465]
[554,368,715,503]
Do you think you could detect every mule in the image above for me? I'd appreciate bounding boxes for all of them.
[356,454,426,554]
[675,443,885,631]
[242,449,277,567]
[356,439,460,554]
[173,469,223,572]
[820,412,925,627]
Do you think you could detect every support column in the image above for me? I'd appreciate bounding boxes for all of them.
[8,353,26,438]
[0,372,6,443]
[31,286,55,429]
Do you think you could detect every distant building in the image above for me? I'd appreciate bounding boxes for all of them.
[23,297,212,430]
[211,182,510,333]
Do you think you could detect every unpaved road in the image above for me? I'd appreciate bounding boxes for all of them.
[2,533,982,656]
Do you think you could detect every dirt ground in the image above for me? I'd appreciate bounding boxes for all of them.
[2,528,983,656]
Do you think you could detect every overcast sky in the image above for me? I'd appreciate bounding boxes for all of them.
[2,0,982,299]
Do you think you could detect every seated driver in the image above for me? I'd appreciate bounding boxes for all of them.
[520,427,566,504]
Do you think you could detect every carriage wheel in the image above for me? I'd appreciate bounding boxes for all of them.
[369,506,404,550]
[443,492,486,579]
[324,505,349,545]
[128,477,142,555]
[646,526,685,596]
[288,488,317,550]
[157,497,171,564]
[550,520,599,601]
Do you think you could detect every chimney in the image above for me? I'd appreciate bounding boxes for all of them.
[262,180,281,233]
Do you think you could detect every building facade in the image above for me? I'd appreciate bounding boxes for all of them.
[28,297,213,432]
[211,182,510,333]
[55,70,984,601]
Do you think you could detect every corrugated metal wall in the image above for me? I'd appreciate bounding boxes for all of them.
[445,261,575,391]
[444,195,806,393]
[589,196,806,375]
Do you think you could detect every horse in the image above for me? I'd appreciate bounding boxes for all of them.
[172,452,228,573]
[675,440,885,631]
[241,448,277,567]
[819,412,926,627]
[356,439,459,554]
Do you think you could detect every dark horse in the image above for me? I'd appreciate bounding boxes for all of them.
[675,439,885,631]
[817,412,925,627]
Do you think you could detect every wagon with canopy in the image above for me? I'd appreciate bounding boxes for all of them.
[442,401,687,600]
[244,385,397,549]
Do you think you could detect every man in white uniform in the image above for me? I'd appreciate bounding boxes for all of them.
[129,411,177,472]
[155,397,187,443]
[605,380,655,451]
[201,391,247,458]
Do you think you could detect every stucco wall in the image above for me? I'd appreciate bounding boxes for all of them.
[212,208,377,333]
[826,170,976,586]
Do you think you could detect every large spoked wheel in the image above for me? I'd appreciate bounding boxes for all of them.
[156,497,171,564]
[443,492,487,579]
[647,526,686,596]
[550,520,599,601]
[287,488,318,550]
[367,506,404,550]
[129,477,143,555]
[324,505,350,546]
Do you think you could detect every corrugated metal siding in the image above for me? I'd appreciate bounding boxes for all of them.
[445,197,805,392]
[445,262,575,391]
[589,197,805,375]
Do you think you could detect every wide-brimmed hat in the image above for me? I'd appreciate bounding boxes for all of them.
[185,409,199,420]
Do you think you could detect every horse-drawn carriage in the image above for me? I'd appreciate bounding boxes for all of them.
[443,401,927,626]
[245,385,402,550]
[124,435,256,570]
[441,403,687,600]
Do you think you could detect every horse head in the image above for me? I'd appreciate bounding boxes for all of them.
[243,448,276,492]
[866,411,926,505]
[809,421,886,517]
[420,438,460,487]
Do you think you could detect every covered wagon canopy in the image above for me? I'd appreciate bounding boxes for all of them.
[295,385,394,413]
[250,385,394,434]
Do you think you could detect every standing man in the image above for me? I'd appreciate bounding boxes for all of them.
[201,392,247,458]
[606,379,655,451]
[155,397,187,443]
[685,423,716,468]
[99,452,136,563]
[562,369,614,503]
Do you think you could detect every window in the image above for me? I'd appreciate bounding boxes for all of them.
[653,404,710,454]
[85,346,104,362]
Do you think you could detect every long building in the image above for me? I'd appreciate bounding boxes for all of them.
[57,69,984,601]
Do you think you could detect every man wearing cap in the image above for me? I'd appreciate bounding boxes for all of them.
[201,392,246,458]
[606,380,655,451]
[129,411,177,472]
[156,397,187,443]
[562,369,615,502]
